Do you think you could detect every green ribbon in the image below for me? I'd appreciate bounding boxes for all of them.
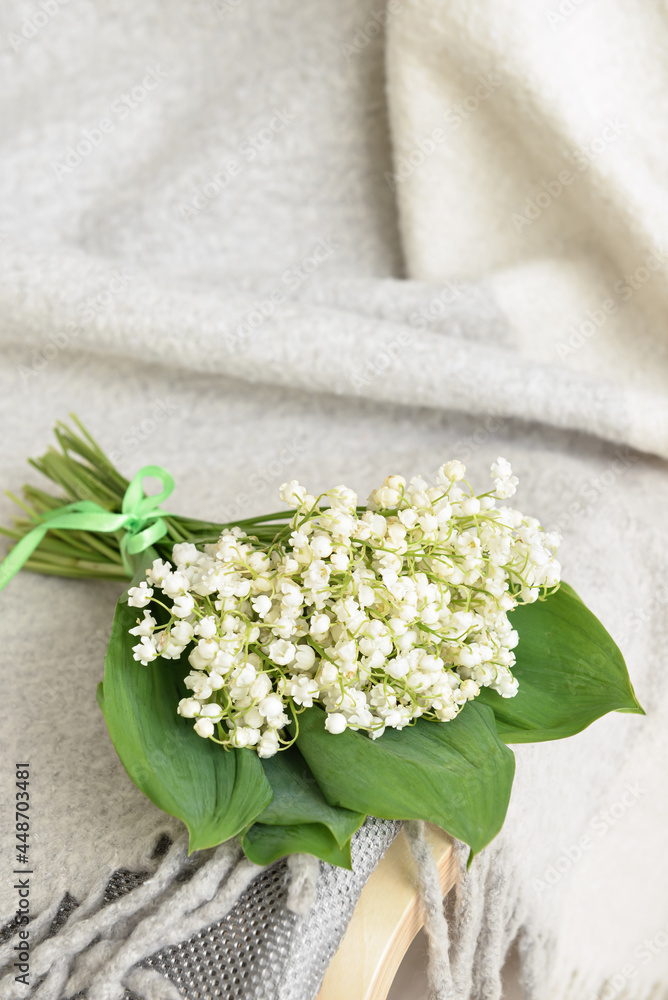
[0,465,175,590]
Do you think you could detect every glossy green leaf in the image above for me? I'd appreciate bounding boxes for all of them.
[256,746,366,845]
[239,745,365,866]
[97,591,273,853]
[241,822,353,868]
[477,582,644,744]
[295,702,515,857]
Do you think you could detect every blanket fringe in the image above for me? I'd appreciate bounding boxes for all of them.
[3,822,668,1000]
[286,854,319,916]
[0,832,327,1000]
[405,820,455,1000]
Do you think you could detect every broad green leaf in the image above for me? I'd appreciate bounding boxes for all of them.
[239,746,365,867]
[241,822,353,868]
[295,702,515,857]
[477,582,644,744]
[97,592,272,853]
[256,746,365,846]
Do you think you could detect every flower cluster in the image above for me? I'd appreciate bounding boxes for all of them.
[127,458,560,757]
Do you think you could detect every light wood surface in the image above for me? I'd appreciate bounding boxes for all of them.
[316,825,456,1000]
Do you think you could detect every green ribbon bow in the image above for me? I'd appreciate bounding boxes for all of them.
[0,465,174,591]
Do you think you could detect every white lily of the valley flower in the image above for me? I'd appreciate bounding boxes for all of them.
[177,698,201,718]
[194,718,215,738]
[129,457,560,756]
[129,611,157,637]
[127,582,153,608]
[324,712,347,735]
[172,594,195,618]
[251,594,272,618]
[257,729,280,757]
[132,635,158,665]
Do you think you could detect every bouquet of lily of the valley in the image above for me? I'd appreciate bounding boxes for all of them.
[0,419,643,868]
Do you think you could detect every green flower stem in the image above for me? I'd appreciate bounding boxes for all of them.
[0,418,297,584]
[19,559,129,580]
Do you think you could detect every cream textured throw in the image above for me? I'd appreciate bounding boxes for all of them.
[1,0,667,997]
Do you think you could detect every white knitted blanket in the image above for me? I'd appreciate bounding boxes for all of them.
[1,0,667,997]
